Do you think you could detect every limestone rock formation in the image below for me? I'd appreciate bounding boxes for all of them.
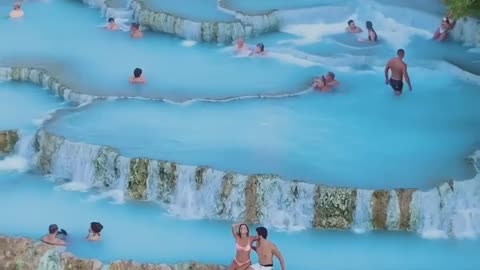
[130,0,279,43]
[0,130,19,154]
[312,185,357,228]
[0,236,225,270]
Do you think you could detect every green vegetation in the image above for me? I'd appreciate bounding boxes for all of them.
[444,0,480,18]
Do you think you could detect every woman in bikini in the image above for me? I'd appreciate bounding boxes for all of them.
[228,223,257,270]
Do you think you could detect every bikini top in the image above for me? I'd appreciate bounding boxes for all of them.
[236,240,251,252]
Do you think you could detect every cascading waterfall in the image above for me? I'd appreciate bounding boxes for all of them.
[450,17,480,47]
[32,129,480,237]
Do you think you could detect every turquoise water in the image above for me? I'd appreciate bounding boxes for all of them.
[0,0,480,268]
[0,0,317,101]
[0,81,66,131]
[46,64,480,189]
[142,0,236,22]
[1,171,480,270]
[222,0,343,14]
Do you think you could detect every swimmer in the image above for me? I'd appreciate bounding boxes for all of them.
[312,76,330,92]
[41,224,66,246]
[384,49,412,96]
[86,222,103,241]
[130,23,143,39]
[129,68,145,84]
[107,17,118,31]
[250,227,286,270]
[433,16,453,42]
[235,38,249,53]
[365,21,377,42]
[346,20,362,33]
[249,43,266,56]
[227,223,257,270]
[9,3,24,18]
[312,71,338,91]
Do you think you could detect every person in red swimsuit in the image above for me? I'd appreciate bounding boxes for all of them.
[228,223,257,270]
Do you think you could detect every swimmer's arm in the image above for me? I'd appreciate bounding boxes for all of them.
[231,223,240,239]
[384,62,390,84]
[250,238,258,251]
[403,64,412,90]
[272,244,286,270]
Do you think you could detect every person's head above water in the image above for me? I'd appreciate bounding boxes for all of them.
[397,48,405,59]
[133,68,142,78]
[131,23,139,30]
[237,223,249,237]
[236,38,244,46]
[48,224,59,234]
[13,3,21,10]
[108,17,115,23]
[90,222,103,234]
[326,71,335,81]
[348,20,355,28]
[256,226,268,239]
[256,43,265,53]
[366,21,374,30]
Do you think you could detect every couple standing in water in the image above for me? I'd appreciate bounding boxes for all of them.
[229,224,286,270]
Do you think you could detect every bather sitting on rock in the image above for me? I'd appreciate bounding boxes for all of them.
[86,222,103,241]
[129,68,146,84]
[130,23,143,39]
[249,43,266,56]
[433,16,454,42]
[107,17,118,31]
[9,3,24,18]
[41,224,66,246]
[228,223,257,270]
[346,19,362,33]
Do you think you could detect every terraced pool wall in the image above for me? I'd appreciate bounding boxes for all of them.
[0,236,224,270]
[0,130,19,154]
[129,0,279,43]
[4,66,480,236]
[34,128,480,236]
[450,17,480,47]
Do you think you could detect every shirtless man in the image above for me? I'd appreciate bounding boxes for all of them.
[250,227,286,270]
[107,18,118,31]
[129,68,145,84]
[9,3,24,18]
[384,49,412,96]
[130,23,143,39]
[346,20,362,33]
[41,224,66,246]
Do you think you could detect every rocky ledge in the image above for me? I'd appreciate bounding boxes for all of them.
[130,0,279,43]
[0,236,225,270]
[0,130,19,154]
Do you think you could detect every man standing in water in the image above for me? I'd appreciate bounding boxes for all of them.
[250,227,286,270]
[384,49,412,96]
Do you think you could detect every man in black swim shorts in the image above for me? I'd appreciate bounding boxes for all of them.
[384,49,412,95]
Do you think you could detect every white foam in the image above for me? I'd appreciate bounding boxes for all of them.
[421,229,448,240]
[268,51,321,67]
[56,181,90,192]
[0,155,29,172]
[181,40,197,47]
[86,189,125,204]
[280,21,347,46]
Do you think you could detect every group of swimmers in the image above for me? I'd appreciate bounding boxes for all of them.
[40,222,284,270]
[40,222,104,246]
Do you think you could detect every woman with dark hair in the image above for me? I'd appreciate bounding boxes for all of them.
[228,223,257,270]
[86,222,103,241]
[365,21,377,42]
